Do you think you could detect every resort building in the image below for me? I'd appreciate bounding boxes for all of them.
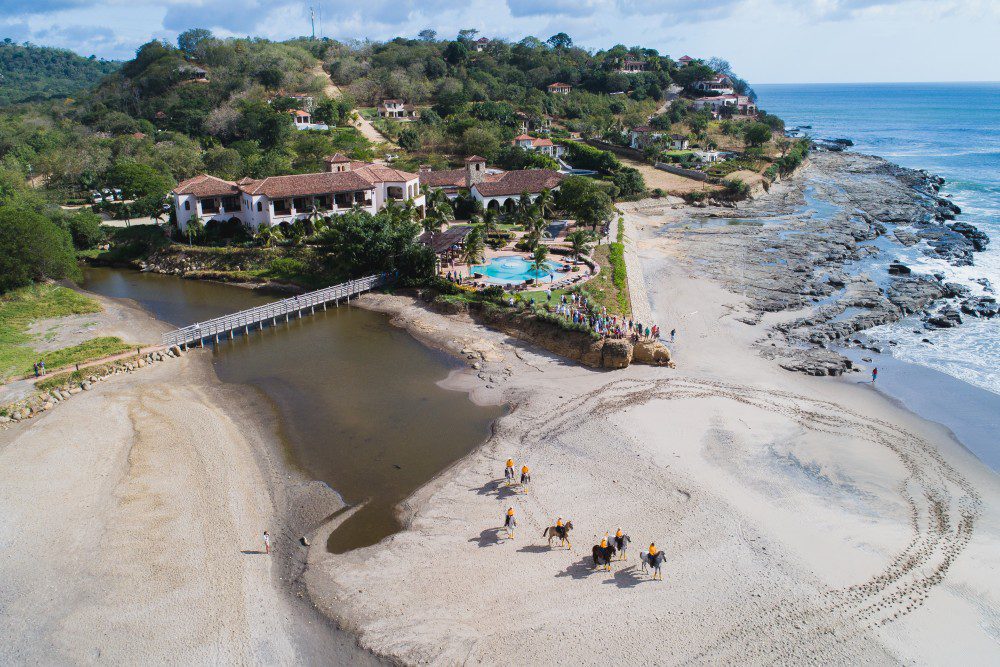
[547,82,572,95]
[618,59,649,74]
[376,99,419,120]
[691,94,757,116]
[419,156,564,211]
[677,55,695,67]
[693,74,735,95]
[512,134,565,158]
[171,155,424,232]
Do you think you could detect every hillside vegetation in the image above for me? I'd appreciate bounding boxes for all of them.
[0,40,120,106]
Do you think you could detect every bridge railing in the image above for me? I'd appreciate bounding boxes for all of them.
[161,274,387,347]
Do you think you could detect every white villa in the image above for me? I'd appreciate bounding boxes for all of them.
[419,156,563,212]
[171,154,424,232]
[547,82,572,95]
[693,74,734,95]
[289,109,328,131]
[377,100,419,120]
[512,134,565,158]
[618,59,649,74]
[630,126,689,150]
[691,94,757,116]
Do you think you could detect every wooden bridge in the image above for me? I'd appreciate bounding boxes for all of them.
[161,274,389,349]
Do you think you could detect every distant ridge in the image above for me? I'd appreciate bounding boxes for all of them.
[0,40,121,106]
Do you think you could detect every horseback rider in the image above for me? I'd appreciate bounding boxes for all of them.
[600,535,608,549]
[614,528,629,559]
[556,517,563,528]
[504,507,516,538]
[648,542,658,557]
[504,458,515,485]
[520,464,531,492]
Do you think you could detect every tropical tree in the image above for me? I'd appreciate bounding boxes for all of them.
[566,229,596,261]
[482,208,500,237]
[186,215,204,245]
[255,224,284,247]
[462,225,485,265]
[307,204,327,234]
[531,244,549,277]
[534,188,555,219]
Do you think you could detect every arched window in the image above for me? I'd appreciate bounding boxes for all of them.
[257,201,262,211]
[184,200,190,210]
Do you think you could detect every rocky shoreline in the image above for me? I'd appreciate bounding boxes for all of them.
[640,148,994,376]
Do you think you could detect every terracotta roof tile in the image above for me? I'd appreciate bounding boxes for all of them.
[473,170,563,198]
[173,174,239,197]
[419,168,467,188]
[241,172,374,198]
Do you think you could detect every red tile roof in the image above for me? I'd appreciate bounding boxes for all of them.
[465,155,487,162]
[473,170,563,197]
[548,82,571,88]
[513,134,533,141]
[420,168,467,189]
[241,172,375,198]
[173,174,239,197]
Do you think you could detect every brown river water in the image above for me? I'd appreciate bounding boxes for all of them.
[81,267,503,553]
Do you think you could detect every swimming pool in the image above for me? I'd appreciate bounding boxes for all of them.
[471,256,563,285]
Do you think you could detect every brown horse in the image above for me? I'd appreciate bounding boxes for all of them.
[592,542,618,571]
[542,521,574,548]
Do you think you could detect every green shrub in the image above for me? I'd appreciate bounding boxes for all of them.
[0,206,79,293]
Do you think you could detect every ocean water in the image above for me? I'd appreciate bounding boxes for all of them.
[755,83,1000,396]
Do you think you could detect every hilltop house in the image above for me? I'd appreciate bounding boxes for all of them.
[618,59,649,74]
[547,82,572,95]
[171,155,424,232]
[419,156,563,212]
[691,94,757,116]
[289,109,328,131]
[377,99,419,120]
[515,112,551,134]
[512,134,565,158]
[474,37,491,52]
[693,74,734,95]
[677,55,695,67]
[177,64,208,82]
[630,126,689,150]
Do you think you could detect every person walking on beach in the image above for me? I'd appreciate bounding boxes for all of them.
[670,328,676,343]
[504,458,515,485]
[872,367,878,383]
[263,531,271,555]
[504,507,516,539]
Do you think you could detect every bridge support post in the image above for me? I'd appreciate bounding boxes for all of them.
[311,306,314,314]
[322,302,327,311]
[214,334,219,344]
[285,313,289,323]
[244,325,249,336]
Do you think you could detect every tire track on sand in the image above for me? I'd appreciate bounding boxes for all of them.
[515,377,980,662]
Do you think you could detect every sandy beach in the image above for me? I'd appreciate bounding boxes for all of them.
[2,154,999,665]
[0,334,373,663]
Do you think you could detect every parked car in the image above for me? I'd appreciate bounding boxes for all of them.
[112,188,123,200]
[101,188,113,198]
[91,192,103,203]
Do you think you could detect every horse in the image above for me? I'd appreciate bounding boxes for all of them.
[542,521,574,549]
[640,550,666,580]
[592,542,618,571]
[613,533,631,561]
[504,467,515,486]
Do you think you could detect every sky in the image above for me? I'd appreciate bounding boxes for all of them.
[1,0,998,83]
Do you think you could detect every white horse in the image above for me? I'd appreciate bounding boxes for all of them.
[640,550,666,580]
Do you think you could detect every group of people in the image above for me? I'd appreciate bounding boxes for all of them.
[549,292,671,343]
[498,458,665,578]
[32,360,46,377]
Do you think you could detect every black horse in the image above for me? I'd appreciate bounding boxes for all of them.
[592,542,618,571]
[542,521,574,548]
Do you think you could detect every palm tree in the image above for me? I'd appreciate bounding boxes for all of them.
[426,188,451,215]
[483,208,500,237]
[523,207,548,250]
[535,188,555,219]
[565,229,596,261]
[307,204,327,234]
[186,215,204,246]
[255,224,284,248]
[531,244,549,277]
[462,225,485,265]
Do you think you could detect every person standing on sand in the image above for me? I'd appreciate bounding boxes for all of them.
[263,531,270,555]
[670,328,676,342]
[504,507,516,539]
[872,367,878,383]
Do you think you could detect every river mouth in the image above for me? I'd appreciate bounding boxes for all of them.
[81,267,503,554]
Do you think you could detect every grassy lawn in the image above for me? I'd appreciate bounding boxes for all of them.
[0,284,131,381]
[579,244,631,317]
